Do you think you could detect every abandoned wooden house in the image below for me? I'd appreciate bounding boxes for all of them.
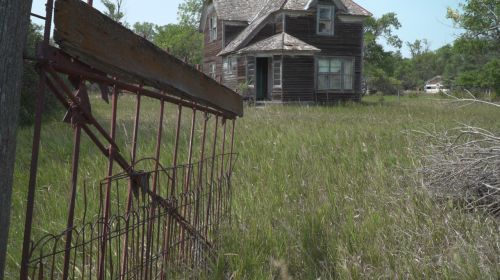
[199,0,372,102]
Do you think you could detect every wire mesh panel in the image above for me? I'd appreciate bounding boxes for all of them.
[27,154,236,279]
[20,0,242,279]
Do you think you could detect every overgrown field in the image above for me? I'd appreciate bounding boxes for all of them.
[7,95,500,279]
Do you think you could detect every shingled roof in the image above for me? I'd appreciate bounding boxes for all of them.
[218,0,288,56]
[213,0,268,22]
[238,33,321,54]
[214,0,371,23]
[213,0,371,56]
[340,0,372,16]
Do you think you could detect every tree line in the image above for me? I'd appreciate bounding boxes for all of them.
[101,0,204,64]
[21,0,499,125]
[364,0,499,96]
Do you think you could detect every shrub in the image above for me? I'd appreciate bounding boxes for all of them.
[20,23,61,126]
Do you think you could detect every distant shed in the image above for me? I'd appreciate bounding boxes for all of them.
[424,76,449,93]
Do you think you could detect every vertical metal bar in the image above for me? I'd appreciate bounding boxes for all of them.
[181,109,196,259]
[98,85,119,280]
[62,125,82,280]
[120,93,141,280]
[229,120,236,177]
[160,105,182,279]
[144,99,165,280]
[20,73,47,280]
[169,105,183,196]
[20,0,53,278]
[217,119,227,232]
[151,100,164,195]
[194,114,208,232]
[204,116,219,237]
[228,120,236,224]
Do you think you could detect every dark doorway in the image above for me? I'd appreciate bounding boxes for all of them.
[256,57,269,100]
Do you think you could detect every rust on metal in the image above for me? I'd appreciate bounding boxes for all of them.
[20,0,241,279]
[54,0,243,117]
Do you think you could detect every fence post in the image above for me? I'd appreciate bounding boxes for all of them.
[0,0,34,275]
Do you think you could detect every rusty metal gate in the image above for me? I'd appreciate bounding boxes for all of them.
[20,0,243,279]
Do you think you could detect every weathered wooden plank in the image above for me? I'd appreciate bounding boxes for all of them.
[54,0,242,117]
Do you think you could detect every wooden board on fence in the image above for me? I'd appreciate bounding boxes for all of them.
[53,0,243,117]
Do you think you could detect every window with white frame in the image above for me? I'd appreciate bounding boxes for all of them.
[317,5,335,36]
[246,56,255,86]
[317,57,354,90]
[208,63,216,79]
[273,56,282,88]
[223,56,237,75]
[209,16,217,41]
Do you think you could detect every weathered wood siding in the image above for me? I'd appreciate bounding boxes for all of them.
[248,23,275,46]
[284,10,364,102]
[282,56,315,102]
[203,9,223,82]
[224,24,246,47]
[222,56,238,91]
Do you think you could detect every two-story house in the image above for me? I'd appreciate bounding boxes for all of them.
[199,0,372,102]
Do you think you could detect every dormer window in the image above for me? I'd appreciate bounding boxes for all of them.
[317,5,335,36]
[209,16,217,41]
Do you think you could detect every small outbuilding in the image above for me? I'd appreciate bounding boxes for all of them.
[424,76,449,94]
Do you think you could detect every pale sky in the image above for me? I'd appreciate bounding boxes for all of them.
[31,0,464,57]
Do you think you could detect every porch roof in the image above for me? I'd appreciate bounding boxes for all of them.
[237,33,321,55]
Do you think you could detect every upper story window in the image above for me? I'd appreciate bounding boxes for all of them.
[275,14,284,33]
[209,16,217,41]
[317,5,335,36]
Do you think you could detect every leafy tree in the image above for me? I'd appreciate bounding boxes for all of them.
[101,0,127,25]
[178,0,204,28]
[447,0,500,41]
[133,22,157,41]
[152,0,205,64]
[445,0,499,93]
[363,13,403,94]
[406,39,430,58]
[154,24,203,64]
[370,68,402,95]
[364,12,403,51]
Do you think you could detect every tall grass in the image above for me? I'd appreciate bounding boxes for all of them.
[7,95,500,279]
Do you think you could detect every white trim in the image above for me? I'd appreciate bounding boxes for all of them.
[209,16,218,42]
[306,0,347,12]
[238,51,319,56]
[316,5,335,36]
[338,15,366,23]
[199,3,214,32]
[223,56,237,75]
[316,56,355,91]
[272,56,283,88]
[305,0,315,10]
[208,62,217,79]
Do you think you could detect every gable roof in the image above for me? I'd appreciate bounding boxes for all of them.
[219,0,288,56]
[425,76,443,85]
[213,0,371,23]
[238,32,321,54]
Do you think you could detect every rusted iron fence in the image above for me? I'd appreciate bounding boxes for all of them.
[21,0,242,279]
